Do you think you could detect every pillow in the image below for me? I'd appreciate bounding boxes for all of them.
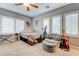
[24,26,33,33]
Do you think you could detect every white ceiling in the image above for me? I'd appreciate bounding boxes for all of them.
[0,3,70,17]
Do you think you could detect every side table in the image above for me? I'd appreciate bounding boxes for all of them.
[37,35,44,43]
[15,33,20,41]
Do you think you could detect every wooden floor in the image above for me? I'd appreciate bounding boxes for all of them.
[0,40,79,56]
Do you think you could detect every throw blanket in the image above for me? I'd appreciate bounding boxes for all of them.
[21,32,41,42]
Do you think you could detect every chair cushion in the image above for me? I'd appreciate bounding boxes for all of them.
[43,39,57,47]
[42,39,57,53]
[44,39,57,43]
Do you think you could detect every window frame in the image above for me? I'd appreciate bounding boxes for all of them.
[1,15,25,34]
[63,11,79,36]
[15,19,25,33]
[43,17,50,34]
[51,15,62,35]
[2,16,15,34]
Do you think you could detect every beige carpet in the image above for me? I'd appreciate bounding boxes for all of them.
[0,40,79,56]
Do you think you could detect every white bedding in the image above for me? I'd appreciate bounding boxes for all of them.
[20,32,41,42]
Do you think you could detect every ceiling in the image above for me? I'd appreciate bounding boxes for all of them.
[0,3,70,17]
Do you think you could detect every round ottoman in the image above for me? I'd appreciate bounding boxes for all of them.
[42,39,57,53]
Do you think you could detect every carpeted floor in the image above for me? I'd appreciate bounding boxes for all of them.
[0,40,79,56]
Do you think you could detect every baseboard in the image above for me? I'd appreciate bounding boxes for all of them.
[71,45,79,50]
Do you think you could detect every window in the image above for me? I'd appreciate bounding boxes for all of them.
[2,16,14,34]
[52,15,61,34]
[65,13,78,35]
[16,19,24,32]
[1,15,25,34]
[43,18,50,33]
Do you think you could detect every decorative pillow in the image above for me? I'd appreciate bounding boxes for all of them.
[24,26,33,33]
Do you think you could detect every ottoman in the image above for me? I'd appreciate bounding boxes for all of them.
[42,39,57,53]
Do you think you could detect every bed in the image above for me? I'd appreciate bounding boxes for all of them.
[20,32,42,45]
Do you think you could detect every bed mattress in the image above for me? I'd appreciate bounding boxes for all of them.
[20,32,41,42]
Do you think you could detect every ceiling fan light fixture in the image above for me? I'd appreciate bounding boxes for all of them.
[15,3,39,11]
[23,3,30,7]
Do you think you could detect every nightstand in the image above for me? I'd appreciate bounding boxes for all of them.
[15,33,20,41]
[36,34,44,43]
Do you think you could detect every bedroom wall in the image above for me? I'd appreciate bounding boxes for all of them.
[0,8,32,33]
[0,8,31,20]
[33,3,79,47]
[0,15,2,33]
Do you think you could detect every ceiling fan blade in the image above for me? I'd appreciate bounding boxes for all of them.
[27,7,30,11]
[30,4,39,8]
[15,3,23,6]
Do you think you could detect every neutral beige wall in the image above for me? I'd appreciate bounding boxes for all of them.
[33,3,79,47]
[69,37,79,47]
[33,17,43,33]
[0,15,2,33]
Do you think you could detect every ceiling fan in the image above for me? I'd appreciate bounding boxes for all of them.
[15,3,39,11]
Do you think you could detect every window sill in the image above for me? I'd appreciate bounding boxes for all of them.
[66,35,79,39]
